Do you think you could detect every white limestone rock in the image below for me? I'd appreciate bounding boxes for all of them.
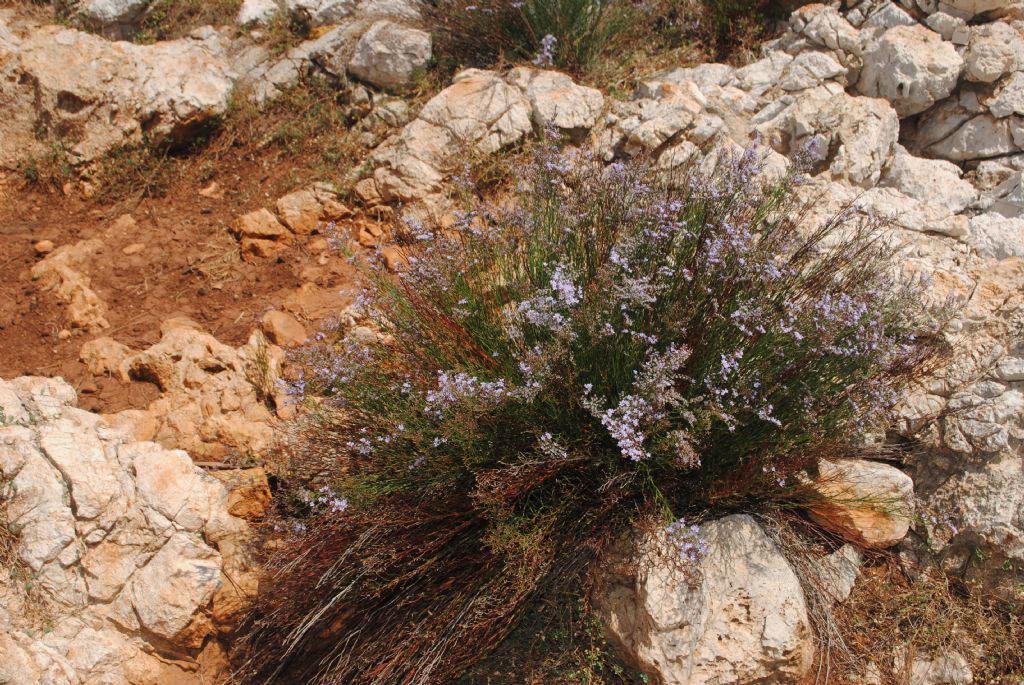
[857,24,963,117]
[880,146,977,214]
[963,21,1024,83]
[988,72,1024,118]
[348,20,431,90]
[758,90,899,188]
[0,25,236,168]
[238,0,280,25]
[507,67,604,131]
[599,515,813,685]
[0,377,255,683]
[360,69,532,204]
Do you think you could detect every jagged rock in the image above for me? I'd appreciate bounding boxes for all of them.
[80,337,134,376]
[857,24,963,117]
[360,69,532,204]
[348,20,431,90]
[0,23,235,167]
[30,239,110,331]
[116,318,284,458]
[507,67,605,131]
[818,544,863,603]
[925,11,968,40]
[210,467,273,519]
[758,90,899,188]
[596,80,719,166]
[808,459,915,549]
[913,104,1024,161]
[779,51,847,91]
[880,146,977,214]
[970,213,1024,258]
[963,22,1024,83]
[857,186,970,238]
[988,72,1024,118]
[788,4,863,75]
[0,376,253,684]
[285,0,358,25]
[733,52,794,97]
[235,207,292,260]
[984,169,1024,217]
[597,515,814,685]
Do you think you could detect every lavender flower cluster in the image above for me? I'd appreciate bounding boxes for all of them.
[665,518,710,564]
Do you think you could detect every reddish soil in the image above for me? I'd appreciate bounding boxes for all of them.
[0,151,363,415]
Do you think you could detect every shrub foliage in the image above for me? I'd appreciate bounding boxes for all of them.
[430,0,631,74]
[234,141,941,684]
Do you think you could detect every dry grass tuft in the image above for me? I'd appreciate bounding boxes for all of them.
[835,560,1024,684]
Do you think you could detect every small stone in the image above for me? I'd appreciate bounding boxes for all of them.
[356,219,387,247]
[34,239,54,255]
[122,243,146,255]
[276,189,323,235]
[235,208,289,240]
[80,337,133,377]
[58,329,72,340]
[261,310,307,348]
[380,245,408,272]
[199,181,225,199]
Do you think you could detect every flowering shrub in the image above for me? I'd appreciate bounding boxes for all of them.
[430,0,631,74]
[234,141,942,684]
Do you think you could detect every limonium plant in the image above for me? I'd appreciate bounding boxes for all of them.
[234,139,942,684]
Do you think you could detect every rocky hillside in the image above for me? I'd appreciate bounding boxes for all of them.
[1,0,1023,684]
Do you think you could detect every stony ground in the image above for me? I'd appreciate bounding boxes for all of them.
[1,0,1024,683]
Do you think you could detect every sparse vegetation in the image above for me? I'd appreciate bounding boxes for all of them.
[232,139,943,683]
[132,0,242,43]
[431,0,633,75]
[838,561,1024,683]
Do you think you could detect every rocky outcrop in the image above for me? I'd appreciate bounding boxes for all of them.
[0,20,236,167]
[104,317,287,459]
[597,515,814,685]
[357,68,534,205]
[30,238,110,332]
[0,376,256,684]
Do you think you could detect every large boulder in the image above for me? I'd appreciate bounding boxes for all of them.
[506,66,605,132]
[0,22,236,168]
[0,376,256,684]
[857,24,963,117]
[597,515,814,685]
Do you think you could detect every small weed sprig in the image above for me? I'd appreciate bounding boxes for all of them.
[234,139,944,684]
